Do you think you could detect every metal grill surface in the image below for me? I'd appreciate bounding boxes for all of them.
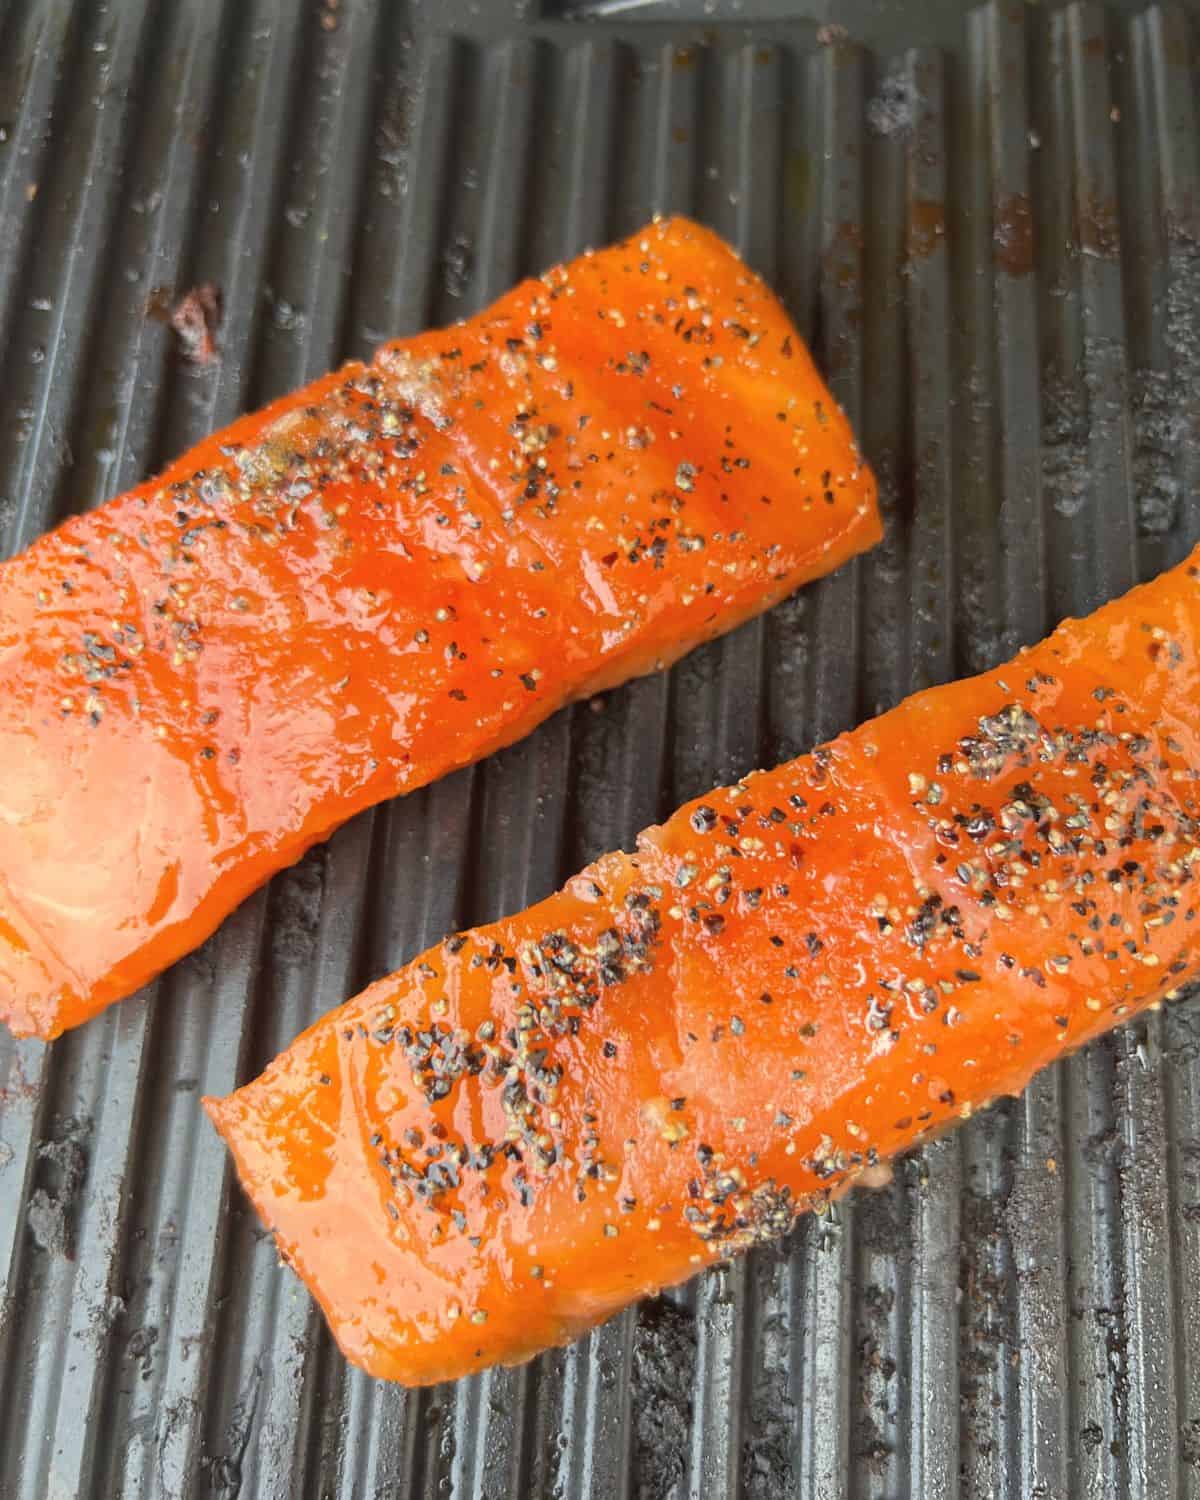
[0,2,1198,1495]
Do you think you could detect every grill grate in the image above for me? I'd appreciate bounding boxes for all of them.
[0,2,1198,1496]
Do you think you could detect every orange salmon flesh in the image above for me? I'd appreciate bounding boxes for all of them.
[0,217,879,1039]
[210,549,1200,1385]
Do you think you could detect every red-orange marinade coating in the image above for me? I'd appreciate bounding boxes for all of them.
[0,216,879,1039]
[209,551,1200,1385]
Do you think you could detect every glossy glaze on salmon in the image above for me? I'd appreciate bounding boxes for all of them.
[0,217,879,1039]
[209,551,1200,1386]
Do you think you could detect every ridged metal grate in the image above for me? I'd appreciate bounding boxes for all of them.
[0,2,1198,1496]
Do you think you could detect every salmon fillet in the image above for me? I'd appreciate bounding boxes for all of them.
[209,550,1200,1385]
[0,217,879,1039]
